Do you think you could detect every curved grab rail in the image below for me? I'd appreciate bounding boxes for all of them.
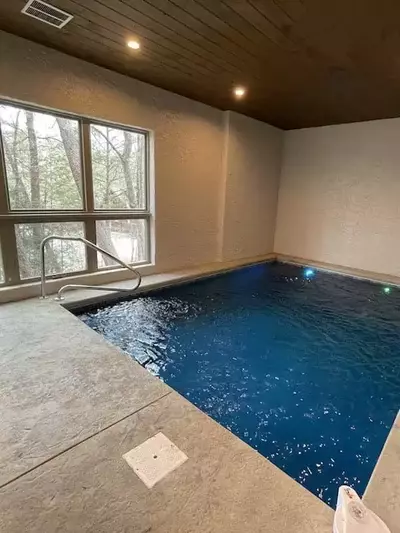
[40,235,142,300]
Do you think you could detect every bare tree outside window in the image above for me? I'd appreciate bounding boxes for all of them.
[91,124,146,210]
[0,106,83,210]
[0,247,4,284]
[96,219,147,268]
[15,222,86,279]
[0,102,150,286]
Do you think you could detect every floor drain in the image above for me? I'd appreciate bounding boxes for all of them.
[122,432,188,488]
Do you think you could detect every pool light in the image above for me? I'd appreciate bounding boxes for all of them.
[383,286,391,294]
[304,268,315,279]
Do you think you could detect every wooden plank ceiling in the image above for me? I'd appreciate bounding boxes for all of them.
[1,0,400,129]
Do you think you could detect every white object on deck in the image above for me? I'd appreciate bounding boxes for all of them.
[334,486,391,533]
[122,432,188,489]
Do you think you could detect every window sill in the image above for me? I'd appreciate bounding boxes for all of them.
[0,262,156,304]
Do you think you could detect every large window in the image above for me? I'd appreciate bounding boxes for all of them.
[0,101,150,287]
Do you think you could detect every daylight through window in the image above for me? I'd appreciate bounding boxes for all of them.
[0,101,150,286]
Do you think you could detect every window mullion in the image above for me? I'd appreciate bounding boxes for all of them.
[0,123,20,284]
[0,221,21,285]
[85,219,97,271]
[0,121,9,213]
[81,120,97,272]
[82,120,94,212]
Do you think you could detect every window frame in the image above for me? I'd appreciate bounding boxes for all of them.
[0,99,152,287]
[89,120,150,213]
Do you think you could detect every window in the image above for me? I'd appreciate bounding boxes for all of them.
[0,101,151,287]
[0,105,83,210]
[96,219,148,268]
[90,124,146,209]
[15,222,86,279]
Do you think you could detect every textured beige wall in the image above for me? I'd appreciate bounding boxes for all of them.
[222,112,282,261]
[275,119,400,277]
[0,32,282,276]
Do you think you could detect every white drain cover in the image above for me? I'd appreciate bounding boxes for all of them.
[122,432,188,488]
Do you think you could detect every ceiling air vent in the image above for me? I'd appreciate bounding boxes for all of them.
[21,0,73,29]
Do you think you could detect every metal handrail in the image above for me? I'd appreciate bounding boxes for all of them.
[40,235,142,301]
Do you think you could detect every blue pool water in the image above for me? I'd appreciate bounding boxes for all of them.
[79,262,400,506]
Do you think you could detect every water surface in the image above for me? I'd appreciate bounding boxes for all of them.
[80,262,400,506]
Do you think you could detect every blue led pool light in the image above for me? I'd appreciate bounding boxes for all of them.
[304,268,315,279]
[383,286,391,295]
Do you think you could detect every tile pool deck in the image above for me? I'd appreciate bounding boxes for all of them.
[0,261,399,532]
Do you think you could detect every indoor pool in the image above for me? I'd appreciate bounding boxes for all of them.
[79,262,400,507]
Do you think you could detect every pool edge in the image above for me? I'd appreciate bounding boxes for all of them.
[61,253,276,312]
[64,252,400,313]
[277,254,400,288]
[363,411,400,533]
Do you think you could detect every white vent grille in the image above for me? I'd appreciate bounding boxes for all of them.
[21,0,73,28]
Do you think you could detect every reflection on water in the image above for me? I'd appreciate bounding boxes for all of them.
[80,262,400,507]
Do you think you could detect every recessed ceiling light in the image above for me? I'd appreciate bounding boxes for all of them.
[127,40,140,50]
[233,86,246,98]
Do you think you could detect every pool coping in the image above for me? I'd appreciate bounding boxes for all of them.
[363,411,400,532]
[277,253,400,288]
[60,252,400,313]
[1,254,398,531]
[60,252,277,312]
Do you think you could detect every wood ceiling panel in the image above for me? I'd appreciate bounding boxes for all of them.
[137,0,268,78]
[220,0,297,51]
[195,0,318,83]
[74,19,215,81]
[60,0,223,78]
[106,0,251,74]
[1,0,400,128]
